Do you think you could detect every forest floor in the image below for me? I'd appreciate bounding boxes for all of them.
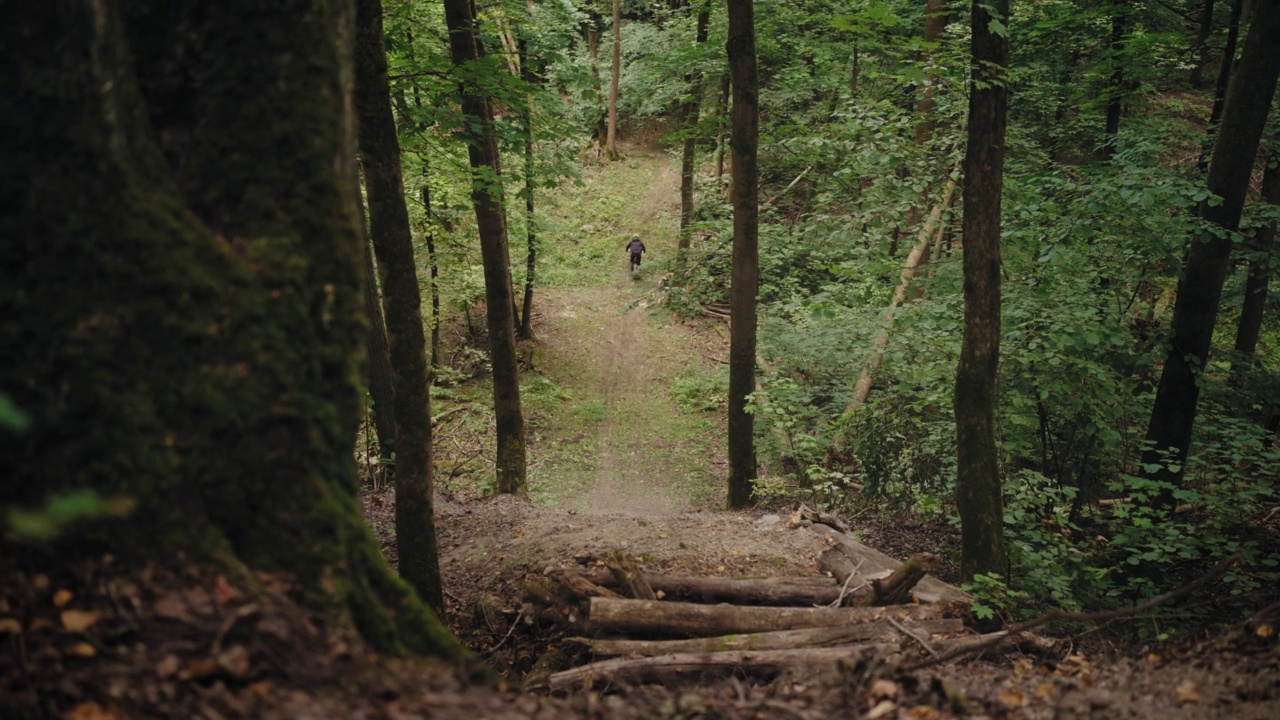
[4,136,1276,720]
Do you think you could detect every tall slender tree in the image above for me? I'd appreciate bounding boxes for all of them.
[587,2,609,151]
[607,0,623,160]
[913,0,949,146]
[357,182,398,482]
[1102,1,1130,160]
[1140,1,1280,500]
[1191,0,1217,88]
[355,0,444,611]
[442,0,529,495]
[679,1,713,251]
[518,32,540,340]
[2,0,466,657]
[955,0,1010,582]
[1233,144,1279,367]
[726,0,760,509]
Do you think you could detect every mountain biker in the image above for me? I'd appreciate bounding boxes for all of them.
[626,235,646,271]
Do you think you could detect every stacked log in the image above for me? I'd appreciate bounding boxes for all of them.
[527,515,979,692]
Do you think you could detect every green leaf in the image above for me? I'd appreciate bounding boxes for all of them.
[0,394,27,431]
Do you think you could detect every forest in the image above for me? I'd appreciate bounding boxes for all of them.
[2,0,1279,718]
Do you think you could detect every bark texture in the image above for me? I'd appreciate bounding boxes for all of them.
[607,0,622,160]
[442,0,529,495]
[519,36,539,340]
[355,0,444,611]
[913,0,949,145]
[1233,148,1279,363]
[679,2,713,250]
[726,0,760,509]
[359,198,398,478]
[0,1,466,659]
[955,0,1010,582]
[1141,1,1280,497]
[1102,1,1129,160]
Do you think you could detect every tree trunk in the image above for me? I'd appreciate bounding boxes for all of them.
[1209,0,1246,130]
[808,523,969,603]
[442,0,529,496]
[1192,0,1217,88]
[913,0,949,145]
[607,0,622,160]
[847,174,959,411]
[1,1,467,659]
[587,597,951,636]
[356,0,444,612]
[519,36,538,341]
[549,644,897,690]
[955,0,1010,582]
[577,620,963,658]
[1233,147,1279,365]
[679,2,713,251]
[422,184,443,371]
[726,0,760,509]
[588,6,608,150]
[715,73,731,179]
[1102,1,1129,160]
[358,193,398,480]
[1141,1,1280,500]
[567,569,851,605]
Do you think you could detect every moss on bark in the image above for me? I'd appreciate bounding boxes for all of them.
[0,1,467,663]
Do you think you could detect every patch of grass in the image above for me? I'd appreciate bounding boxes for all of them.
[541,155,679,289]
[571,399,607,424]
[670,367,729,413]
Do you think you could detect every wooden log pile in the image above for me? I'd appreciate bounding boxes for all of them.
[524,511,981,692]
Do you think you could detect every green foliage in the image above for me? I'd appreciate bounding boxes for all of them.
[0,394,27,431]
[6,490,136,542]
[670,367,728,413]
[367,0,1280,624]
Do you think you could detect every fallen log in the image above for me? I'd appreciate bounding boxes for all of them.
[863,552,940,606]
[547,569,623,601]
[815,549,872,605]
[605,550,657,601]
[796,503,851,534]
[809,523,968,604]
[588,597,953,636]
[575,618,966,658]
[548,644,895,691]
[566,568,846,606]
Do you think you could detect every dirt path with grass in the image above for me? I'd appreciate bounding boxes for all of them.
[528,154,725,515]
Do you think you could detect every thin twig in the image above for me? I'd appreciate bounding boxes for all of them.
[905,551,1244,671]
[826,558,867,607]
[889,616,938,658]
[489,608,526,653]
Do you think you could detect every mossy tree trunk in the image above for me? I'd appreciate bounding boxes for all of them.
[355,0,445,612]
[955,0,1010,582]
[0,1,467,660]
[726,0,760,509]
[1140,1,1280,502]
[442,0,529,495]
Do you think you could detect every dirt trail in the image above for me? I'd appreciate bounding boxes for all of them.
[531,157,723,516]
